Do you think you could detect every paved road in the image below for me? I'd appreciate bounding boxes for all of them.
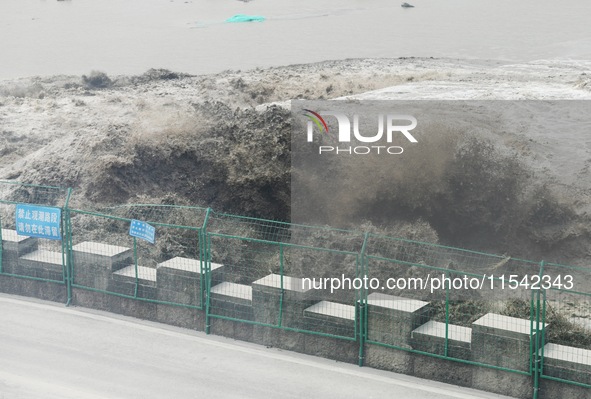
[0,294,513,399]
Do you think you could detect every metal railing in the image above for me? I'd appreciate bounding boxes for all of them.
[1,180,589,395]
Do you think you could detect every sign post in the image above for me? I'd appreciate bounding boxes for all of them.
[128,219,156,298]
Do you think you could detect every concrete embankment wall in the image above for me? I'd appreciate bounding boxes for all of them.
[1,231,589,399]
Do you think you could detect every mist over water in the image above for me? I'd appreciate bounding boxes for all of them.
[1,0,590,79]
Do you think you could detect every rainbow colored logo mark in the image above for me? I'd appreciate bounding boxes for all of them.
[303,109,329,134]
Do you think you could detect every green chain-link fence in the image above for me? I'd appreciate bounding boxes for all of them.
[538,261,591,389]
[362,234,542,376]
[68,204,210,309]
[1,181,590,395]
[204,210,366,343]
[0,181,71,284]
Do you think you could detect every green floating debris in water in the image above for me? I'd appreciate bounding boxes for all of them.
[226,14,266,23]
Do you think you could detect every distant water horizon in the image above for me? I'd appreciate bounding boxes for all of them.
[1,0,590,80]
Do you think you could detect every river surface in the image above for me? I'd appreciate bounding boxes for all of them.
[1,0,590,79]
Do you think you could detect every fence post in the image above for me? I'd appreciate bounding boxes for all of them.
[358,232,370,367]
[539,283,548,393]
[278,243,284,327]
[203,208,212,335]
[0,218,3,274]
[533,260,545,399]
[444,269,450,358]
[63,187,73,306]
